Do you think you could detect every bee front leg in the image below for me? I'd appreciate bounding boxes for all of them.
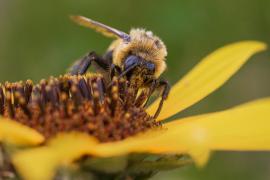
[143,80,157,108]
[153,79,170,119]
[69,52,110,75]
[109,64,122,79]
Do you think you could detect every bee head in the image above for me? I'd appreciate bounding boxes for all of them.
[113,29,167,79]
[123,55,156,81]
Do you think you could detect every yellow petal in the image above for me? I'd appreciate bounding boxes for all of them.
[165,97,270,157]
[0,118,44,145]
[12,133,98,180]
[96,97,270,166]
[12,98,270,179]
[94,123,211,167]
[147,41,267,121]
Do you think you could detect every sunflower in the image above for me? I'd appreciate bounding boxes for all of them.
[0,41,269,180]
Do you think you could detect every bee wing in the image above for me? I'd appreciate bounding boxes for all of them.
[70,15,130,41]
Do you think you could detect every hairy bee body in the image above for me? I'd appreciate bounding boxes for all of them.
[70,16,170,117]
[108,29,167,78]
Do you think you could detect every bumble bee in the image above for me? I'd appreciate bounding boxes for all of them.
[69,15,170,118]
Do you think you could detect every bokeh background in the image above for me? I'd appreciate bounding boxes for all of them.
[1,0,270,179]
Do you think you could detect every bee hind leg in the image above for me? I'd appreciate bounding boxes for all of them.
[69,52,110,75]
[153,79,170,119]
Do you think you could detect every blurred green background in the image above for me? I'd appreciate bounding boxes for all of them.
[1,0,270,179]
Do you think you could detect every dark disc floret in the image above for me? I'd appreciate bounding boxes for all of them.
[0,74,160,142]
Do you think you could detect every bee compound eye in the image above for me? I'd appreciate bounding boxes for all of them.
[146,62,155,72]
[124,55,140,70]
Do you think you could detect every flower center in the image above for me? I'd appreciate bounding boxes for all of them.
[0,74,160,142]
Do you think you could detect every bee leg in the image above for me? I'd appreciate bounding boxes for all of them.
[69,52,110,75]
[153,79,170,119]
[143,80,157,108]
[69,52,93,75]
[109,64,122,79]
[103,50,113,63]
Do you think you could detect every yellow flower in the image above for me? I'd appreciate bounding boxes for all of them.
[0,41,269,180]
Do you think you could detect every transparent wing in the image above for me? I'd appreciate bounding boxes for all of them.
[70,15,130,40]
